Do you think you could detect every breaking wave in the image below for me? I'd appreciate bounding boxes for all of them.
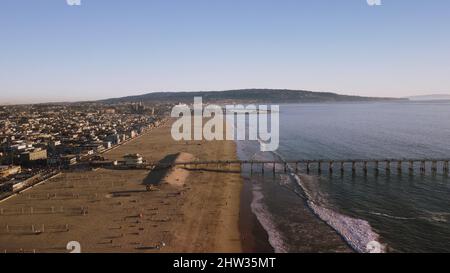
[269,150,386,253]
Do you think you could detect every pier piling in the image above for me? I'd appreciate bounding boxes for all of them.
[397,161,402,173]
[164,158,450,176]
[420,161,426,174]
[409,161,414,173]
[432,161,437,174]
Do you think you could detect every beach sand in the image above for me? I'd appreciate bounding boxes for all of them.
[0,118,242,253]
[0,118,353,253]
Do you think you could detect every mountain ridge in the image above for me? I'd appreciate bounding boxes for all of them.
[99,89,405,104]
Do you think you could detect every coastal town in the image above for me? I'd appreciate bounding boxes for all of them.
[0,102,172,199]
[0,100,243,253]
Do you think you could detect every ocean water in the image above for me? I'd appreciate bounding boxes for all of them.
[236,102,450,253]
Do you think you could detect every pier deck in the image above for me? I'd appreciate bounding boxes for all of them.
[145,158,450,175]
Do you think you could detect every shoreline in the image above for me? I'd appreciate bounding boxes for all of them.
[234,142,354,253]
[239,172,274,253]
[0,117,360,253]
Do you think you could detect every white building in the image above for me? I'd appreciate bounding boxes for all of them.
[123,154,143,166]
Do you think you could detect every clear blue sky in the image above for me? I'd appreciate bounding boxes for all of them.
[1,0,449,103]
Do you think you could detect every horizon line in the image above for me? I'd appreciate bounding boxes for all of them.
[1,88,446,106]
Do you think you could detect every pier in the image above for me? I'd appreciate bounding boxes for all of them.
[145,158,450,176]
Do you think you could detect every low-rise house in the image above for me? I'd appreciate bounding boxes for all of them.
[0,165,21,178]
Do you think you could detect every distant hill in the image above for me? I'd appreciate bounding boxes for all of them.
[408,94,450,101]
[100,89,404,104]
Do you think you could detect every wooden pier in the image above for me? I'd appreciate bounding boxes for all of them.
[145,158,450,175]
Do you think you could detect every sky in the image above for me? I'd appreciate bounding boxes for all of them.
[1,0,450,104]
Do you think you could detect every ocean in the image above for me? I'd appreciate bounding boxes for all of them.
[236,102,450,253]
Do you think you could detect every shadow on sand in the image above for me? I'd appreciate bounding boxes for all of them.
[142,153,180,186]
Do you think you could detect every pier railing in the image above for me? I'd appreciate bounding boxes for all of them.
[144,159,450,175]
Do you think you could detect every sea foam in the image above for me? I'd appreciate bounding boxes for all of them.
[271,150,386,253]
[250,183,289,253]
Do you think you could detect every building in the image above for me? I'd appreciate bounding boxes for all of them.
[129,130,138,138]
[103,141,112,149]
[1,177,34,193]
[83,143,105,153]
[10,180,27,192]
[49,140,61,150]
[0,165,21,178]
[61,155,77,166]
[19,149,48,164]
[104,108,116,114]
[107,134,121,145]
[90,160,118,168]
[123,153,143,166]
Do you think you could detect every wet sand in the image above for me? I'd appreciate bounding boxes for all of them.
[236,146,353,253]
[239,177,274,253]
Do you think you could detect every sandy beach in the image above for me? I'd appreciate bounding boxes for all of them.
[0,119,243,253]
[0,117,355,253]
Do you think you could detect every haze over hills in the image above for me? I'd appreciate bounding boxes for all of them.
[408,94,450,101]
[100,89,405,104]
